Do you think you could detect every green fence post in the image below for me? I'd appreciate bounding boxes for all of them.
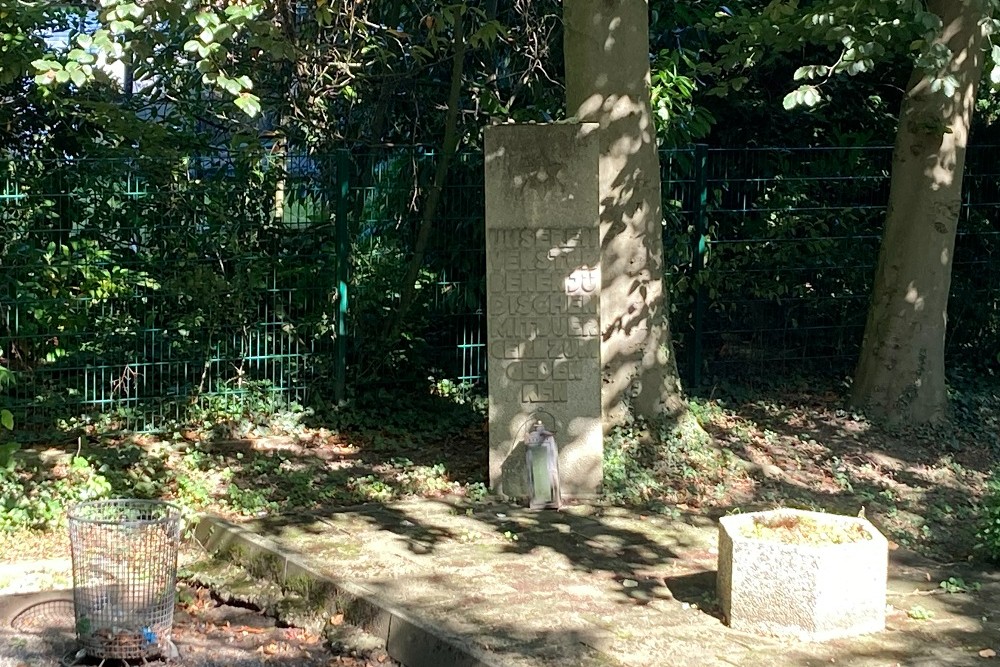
[689,144,709,388]
[334,149,350,405]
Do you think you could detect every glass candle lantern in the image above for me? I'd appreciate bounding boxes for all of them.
[525,421,561,510]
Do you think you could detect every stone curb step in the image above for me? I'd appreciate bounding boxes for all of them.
[193,515,506,667]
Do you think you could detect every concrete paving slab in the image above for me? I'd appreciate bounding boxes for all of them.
[194,499,1000,667]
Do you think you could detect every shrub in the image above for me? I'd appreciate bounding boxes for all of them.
[975,469,1000,563]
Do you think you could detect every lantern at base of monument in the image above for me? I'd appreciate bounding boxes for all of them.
[525,421,561,510]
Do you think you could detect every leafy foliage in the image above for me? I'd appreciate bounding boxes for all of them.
[703,0,1000,111]
[29,1,271,115]
[0,455,112,532]
[648,3,719,146]
[0,406,14,471]
[650,48,715,147]
[975,468,1000,562]
[4,0,1000,432]
[603,401,744,508]
[939,576,980,594]
[347,149,486,383]
[1,148,342,430]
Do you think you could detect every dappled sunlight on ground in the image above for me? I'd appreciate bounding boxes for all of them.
[2,376,999,666]
[4,376,998,567]
[681,377,999,561]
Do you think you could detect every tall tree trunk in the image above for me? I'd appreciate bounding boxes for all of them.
[564,0,686,427]
[852,0,988,424]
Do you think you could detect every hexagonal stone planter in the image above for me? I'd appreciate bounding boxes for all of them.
[717,508,888,641]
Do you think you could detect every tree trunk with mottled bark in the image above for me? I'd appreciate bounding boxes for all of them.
[852,0,988,424]
[564,0,687,428]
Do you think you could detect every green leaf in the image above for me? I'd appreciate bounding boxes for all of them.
[93,31,112,49]
[783,85,821,110]
[109,19,136,34]
[0,443,19,471]
[31,58,59,72]
[1,409,12,431]
[195,11,219,28]
[234,93,261,117]
[792,65,829,81]
[70,68,87,87]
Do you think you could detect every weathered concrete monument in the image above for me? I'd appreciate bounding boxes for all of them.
[718,509,888,640]
[485,123,603,499]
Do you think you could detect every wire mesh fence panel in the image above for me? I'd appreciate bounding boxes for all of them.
[3,145,1000,431]
[347,148,485,388]
[951,147,1000,365]
[68,499,181,661]
[674,146,891,381]
[0,151,343,432]
[663,145,1000,384]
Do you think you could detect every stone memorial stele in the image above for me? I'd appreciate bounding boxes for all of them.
[484,123,603,500]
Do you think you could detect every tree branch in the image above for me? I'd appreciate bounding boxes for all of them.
[377,7,467,357]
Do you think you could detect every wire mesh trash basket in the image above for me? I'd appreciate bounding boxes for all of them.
[69,499,182,661]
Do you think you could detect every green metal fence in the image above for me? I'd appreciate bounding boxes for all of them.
[664,145,1000,386]
[664,145,890,384]
[344,143,1000,390]
[1,151,348,432]
[347,148,486,387]
[2,144,999,432]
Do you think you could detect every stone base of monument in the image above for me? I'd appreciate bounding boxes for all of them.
[717,508,888,641]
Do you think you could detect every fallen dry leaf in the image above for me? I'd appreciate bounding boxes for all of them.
[979,648,996,658]
[330,613,345,626]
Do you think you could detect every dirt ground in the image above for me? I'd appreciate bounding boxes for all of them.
[0,578,396,667]
[5,378,998,567]
[170,583,399,667]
